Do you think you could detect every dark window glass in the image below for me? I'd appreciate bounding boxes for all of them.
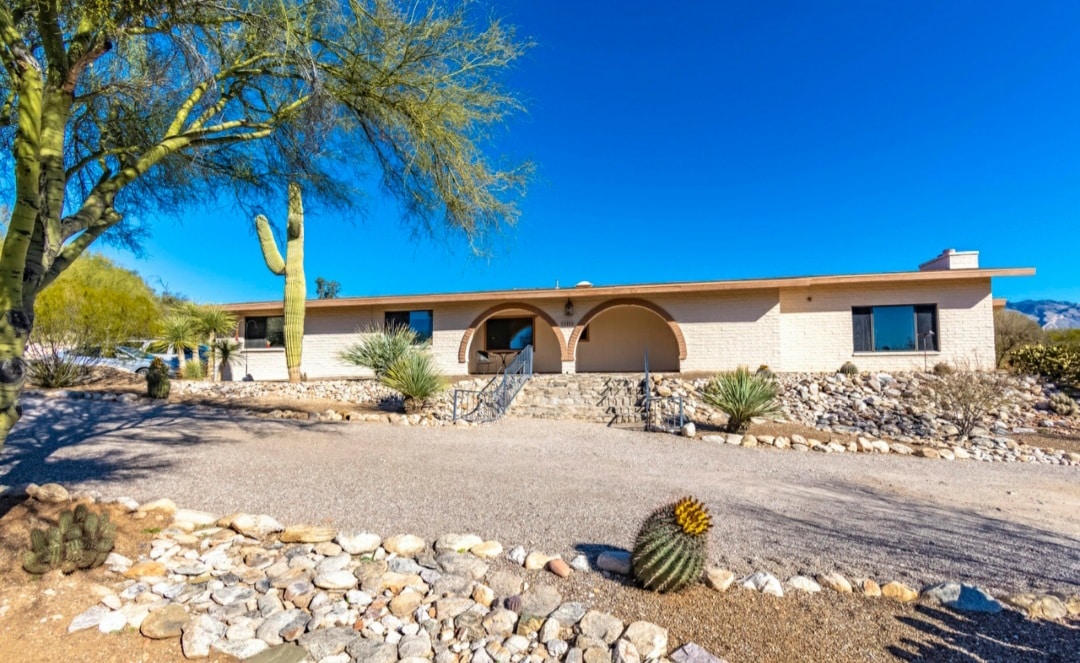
[851,305,938,353]
[486,317,534,350]
[384,310,433,343]
[244,316,285,348]
[580,325,590,342]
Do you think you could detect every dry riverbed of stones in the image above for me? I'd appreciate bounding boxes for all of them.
[18,483,1077,663]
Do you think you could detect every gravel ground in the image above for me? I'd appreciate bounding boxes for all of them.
[2,396,1078,598]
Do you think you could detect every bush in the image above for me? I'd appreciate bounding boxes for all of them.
[183,359,206,379]
[631,496,712,593]
[701,366,780,434]
[839,361,858,376]
[380,351,447,411]
[932,362,954,376]
[25,345,91,388]
[994,310,1046,367]
[339,324,421,377]
[930,362,1012,438]
[1009,344,1080,387]
[23,504,116,574]
[146,357,171,399]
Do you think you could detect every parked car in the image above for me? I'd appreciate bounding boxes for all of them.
[124,339,208,369]
[61,346,166,375]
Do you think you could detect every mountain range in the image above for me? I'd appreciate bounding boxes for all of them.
[1006,300,1080,330]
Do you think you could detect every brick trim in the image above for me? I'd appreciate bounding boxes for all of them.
[567,298,688,361]
[457,303,569,363]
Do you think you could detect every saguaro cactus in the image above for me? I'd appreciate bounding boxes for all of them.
[255,183,307,382]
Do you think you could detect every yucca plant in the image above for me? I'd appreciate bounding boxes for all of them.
[702,366,780,434]
[631,496,712,593]
[340,324,421,378]
[23,504,116,575]
[212,339,244,381]
[381,351,447,412]
[150,315,199,378]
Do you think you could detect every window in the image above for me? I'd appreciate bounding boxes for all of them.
[580,325,590,342]
[486,317,534,350]
[385,310,433,343]
[852,305,938,353]
[244,316,285,348]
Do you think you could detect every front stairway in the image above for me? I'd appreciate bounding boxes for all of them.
[504,373,686,432]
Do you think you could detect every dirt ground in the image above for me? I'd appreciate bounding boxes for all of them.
[0,497,1075,663]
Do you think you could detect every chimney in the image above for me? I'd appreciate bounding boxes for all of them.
[918,248,979,271]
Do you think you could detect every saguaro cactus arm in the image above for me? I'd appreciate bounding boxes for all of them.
[255,215,287,275]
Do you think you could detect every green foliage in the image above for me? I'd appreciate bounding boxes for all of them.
[702,366,781,434]
[932,362,954,376]
[183,359,206,380]
[33,254,160,351]
[23,504,116,575]
[994,310,1046,367]
[1009,344,1080,387]
[380,351,447,411]
[1049,392,1077,417]
[340,324,421,378]
[146,357,171,399]
[839,361,859,376]
[26,351,92,388]
[1048,329,1080,348]
[315,277,341,299]
[631,497,712,593]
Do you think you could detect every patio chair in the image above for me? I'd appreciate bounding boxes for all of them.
[476,350,493,374]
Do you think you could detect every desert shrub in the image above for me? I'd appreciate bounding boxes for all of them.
[380,351,447,411]
[25,344,92,388]
[1008,344,1080,387]
[702,366,780,434]
[146,357,171,399]
[1048,328,1080,348]
[23,504,116,574]
[340,324,421,377]
[839,361,858,376]
[631,496,712,593]
[1049,392,1077,417]
[183,359,206,379]
[994,310,1046,367]
[930,362,1012,438]
[932,362,954,376]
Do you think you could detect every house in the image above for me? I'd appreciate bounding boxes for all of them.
[223,249,1032,380]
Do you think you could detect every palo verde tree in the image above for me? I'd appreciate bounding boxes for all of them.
[0,0,530,449]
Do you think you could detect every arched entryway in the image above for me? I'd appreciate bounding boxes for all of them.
[458,303,567,374]
[568,298,685,372]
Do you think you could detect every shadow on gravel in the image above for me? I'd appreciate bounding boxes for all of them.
[888,604,1079,662]
[724,480,1080,595]
[0,397,260,490]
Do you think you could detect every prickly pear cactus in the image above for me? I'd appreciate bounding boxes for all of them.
[146,357,171,399]
[631,496,712,593]
[23,504,117,574]
[255,183,306,382]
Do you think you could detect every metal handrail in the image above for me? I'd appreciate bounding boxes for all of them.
[453,344,533,422]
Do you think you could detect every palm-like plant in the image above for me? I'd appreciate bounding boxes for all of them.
[701,366,781,434]
[188,305,238,381]
[381,352,448,412]
[212,339,245,381]
[339,324,421,377]
[150,315,199,377]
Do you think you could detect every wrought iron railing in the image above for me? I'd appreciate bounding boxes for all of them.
[453,345,534,422]
[641,349,685,433]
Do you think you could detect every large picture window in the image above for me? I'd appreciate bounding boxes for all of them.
[486,317,534,350]
[385,310,433,343]
[852,305,938,353]
[244,316,285,348]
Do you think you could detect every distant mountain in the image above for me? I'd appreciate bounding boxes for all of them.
[1006,300,1080,330]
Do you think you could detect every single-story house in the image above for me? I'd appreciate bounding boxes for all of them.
[222,249,1033,380]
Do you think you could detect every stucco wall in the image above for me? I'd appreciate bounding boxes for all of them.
[778,279,995,372]
[576,306,680,372]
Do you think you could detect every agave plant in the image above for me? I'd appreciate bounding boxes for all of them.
[340,324,421,377]
[380,351,448,412]
[702,366,780,434]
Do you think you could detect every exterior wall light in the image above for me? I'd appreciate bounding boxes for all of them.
[564,299,574,317]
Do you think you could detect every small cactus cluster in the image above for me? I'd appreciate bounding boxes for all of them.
[23,504,116,574]
[146,357,171,399]
[839,361,859,376]
[932,361,954,376]
[631,496,712,593]
[1049,392,1077,417]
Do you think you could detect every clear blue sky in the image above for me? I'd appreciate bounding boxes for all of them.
[106,0,1080,304]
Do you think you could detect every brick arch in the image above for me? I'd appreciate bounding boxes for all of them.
[457,302,569,363]
[567,298,687,361]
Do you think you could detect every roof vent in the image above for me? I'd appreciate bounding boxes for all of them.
[575,280,593,288]
[919,249,979,271]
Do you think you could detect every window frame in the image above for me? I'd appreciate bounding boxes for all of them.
[851,304,939,354]
[244,315,286,349]
[384,309,434,344]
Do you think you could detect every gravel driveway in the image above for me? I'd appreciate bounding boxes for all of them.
[3,396,1078,596]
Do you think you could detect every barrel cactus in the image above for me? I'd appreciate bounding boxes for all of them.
[839,361,859,376]
[1049,392,1077,416]
[255,183,306,382]
[631,496,712,593]
[146,357,171,399]
[23,504,116,574]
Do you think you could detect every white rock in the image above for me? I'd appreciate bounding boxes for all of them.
[336,532,382,555]
[383,534,426,557]
[787,576,822,593]
[739,572,784,597]
[230,513,285,538]
[98,611,127,633]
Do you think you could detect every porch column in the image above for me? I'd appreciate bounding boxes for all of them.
[561,360,575,374]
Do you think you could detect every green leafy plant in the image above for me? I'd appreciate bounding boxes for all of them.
[212,339,244,381]
[631,496,712,593]
[702,366,781,434]
[1049,392,1077,417]
[839,361,859,376]
[150,315,199,378]
[23,504,116,574]
[183,359,206,380]
[25,342,92,388]
[340,324,422,378]
[1009,344,1080,387]
[380,352,448,412]
[146,358,171,399]
[932,362,954,376]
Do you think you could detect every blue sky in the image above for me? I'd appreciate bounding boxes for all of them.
[106,0,1080,304]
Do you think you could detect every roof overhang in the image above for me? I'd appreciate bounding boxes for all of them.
[224,267,1035,315]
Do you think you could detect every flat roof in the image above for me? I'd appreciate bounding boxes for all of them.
[223,266,1034,314]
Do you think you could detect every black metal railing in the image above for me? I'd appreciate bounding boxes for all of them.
[641,349,685,433]
[453,344,534,422]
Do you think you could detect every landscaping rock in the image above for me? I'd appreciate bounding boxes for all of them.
[32,483,69,503]
[596,551,631,575]
[881,581,919,603]
[739,572,783,597]
[671,642,729,663]
[921,582,1002,613]
[231,514,285,538]
[279,525,335,543]
[140,604,188,639]
[335,532,381,555]
[383,534,426,557]
[705,568,735,592]
[816,571,853,593]
[68,605,110,633]
[623,621,668,659]
[787,576,822,593]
